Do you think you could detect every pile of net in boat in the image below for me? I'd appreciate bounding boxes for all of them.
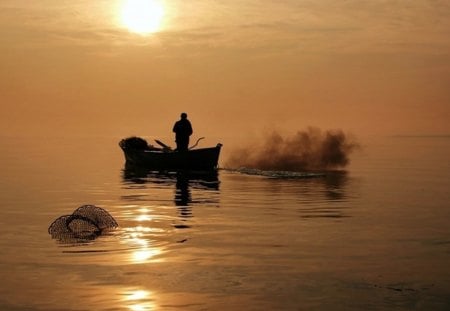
[48,205,118,243]
[119,136,150,150]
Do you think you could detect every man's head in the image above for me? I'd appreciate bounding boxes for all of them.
[180,112,188,119]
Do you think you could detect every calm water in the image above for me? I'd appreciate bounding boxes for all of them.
[0,135,449,310]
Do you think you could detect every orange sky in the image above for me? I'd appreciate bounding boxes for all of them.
[1,0,449,141]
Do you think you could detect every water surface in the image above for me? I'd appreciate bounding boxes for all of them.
[0,135,449,310]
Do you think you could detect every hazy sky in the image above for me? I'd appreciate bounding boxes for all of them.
[1,0,449,140]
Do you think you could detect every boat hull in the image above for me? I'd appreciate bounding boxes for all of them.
[120,143,222,171]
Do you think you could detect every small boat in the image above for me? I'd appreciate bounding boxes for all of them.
[119,137,222,171]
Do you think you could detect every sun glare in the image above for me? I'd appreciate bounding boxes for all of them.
[120,0,164,34]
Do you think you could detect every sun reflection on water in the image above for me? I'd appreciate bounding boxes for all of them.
[121,205,165,264]
[133,248,161,262]
[122,289,156,311]
[136,214,153,222]
[123,225,164,263]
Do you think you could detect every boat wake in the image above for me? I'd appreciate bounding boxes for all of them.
[223,167,326,179]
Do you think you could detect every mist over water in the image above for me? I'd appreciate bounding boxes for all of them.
[225,127,360,171]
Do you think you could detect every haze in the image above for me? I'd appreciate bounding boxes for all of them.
[1,0,449,142]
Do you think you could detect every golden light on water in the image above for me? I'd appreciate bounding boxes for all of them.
[127,290,149,300]
[136,214,152,222]
[133,248,161,262]
[122,289,155,311]
[129,302,153,311]
[120,0,165,34]
[125,223,164,263]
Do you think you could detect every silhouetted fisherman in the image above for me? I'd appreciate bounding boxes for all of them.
[172,112,193,151]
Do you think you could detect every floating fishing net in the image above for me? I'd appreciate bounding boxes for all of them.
[48,205,118,242]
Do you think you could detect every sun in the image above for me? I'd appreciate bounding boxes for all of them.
[120,0,165,34]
